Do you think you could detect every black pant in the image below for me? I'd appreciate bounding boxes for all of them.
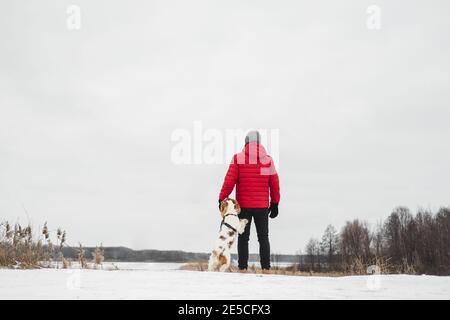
[238,208,270,270]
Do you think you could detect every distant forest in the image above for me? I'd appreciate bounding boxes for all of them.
[61,247,300,264]
[301,206,450,275]
[62,247,210,263]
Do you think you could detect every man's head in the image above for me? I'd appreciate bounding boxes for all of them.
[245,130,261,144]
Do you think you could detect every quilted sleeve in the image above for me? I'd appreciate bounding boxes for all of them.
[219,155,238,200]
[269,161,280,204]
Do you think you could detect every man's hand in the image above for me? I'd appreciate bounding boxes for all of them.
[269,203,279,219]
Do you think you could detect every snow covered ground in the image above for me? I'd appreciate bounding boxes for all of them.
[0,263,449,299]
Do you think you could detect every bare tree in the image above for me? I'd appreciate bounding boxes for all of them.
[305,238,319,270]
[321,224,338,268]
[435,207,450,270]
[372,221,385,257]
[384,207,415,268]
[340,219,372,268]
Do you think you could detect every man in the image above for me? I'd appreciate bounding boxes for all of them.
[218,130,280,270]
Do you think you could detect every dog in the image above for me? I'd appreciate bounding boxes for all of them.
[208,198,249,272]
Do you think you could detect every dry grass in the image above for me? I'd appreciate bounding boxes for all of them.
[180,261,209,272]
[92,244,105,269]
[77,243,88,269]
[180,261,345,277]
[0,221,67,269]
[341,256,396,275]
[1,220,107,270]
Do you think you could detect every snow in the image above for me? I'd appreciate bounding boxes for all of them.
[0,263,449,299]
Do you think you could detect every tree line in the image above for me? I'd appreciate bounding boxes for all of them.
[301,206,450,275]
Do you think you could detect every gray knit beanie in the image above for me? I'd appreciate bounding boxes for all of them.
[245,130,261,144]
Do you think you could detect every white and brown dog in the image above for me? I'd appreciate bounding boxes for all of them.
[208,198,249,272]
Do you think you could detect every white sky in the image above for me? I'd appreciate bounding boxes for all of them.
[1,0,449,254]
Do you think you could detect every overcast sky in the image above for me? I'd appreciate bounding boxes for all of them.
[1,0,449,254]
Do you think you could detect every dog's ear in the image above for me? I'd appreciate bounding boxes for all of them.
[220,200,228,216]
[234,201,241,214]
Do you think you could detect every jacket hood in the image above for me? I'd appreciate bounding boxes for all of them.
[241,142,271,164]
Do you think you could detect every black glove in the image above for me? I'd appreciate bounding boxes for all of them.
[269,203,279,219]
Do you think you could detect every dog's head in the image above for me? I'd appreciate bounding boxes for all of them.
[219,198,241,218]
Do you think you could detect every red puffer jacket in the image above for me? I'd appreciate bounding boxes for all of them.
[219,142,280,208]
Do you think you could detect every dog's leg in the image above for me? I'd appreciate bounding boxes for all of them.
[219,249,231,272]
[208,251,219,271]
[238,219,249,234]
